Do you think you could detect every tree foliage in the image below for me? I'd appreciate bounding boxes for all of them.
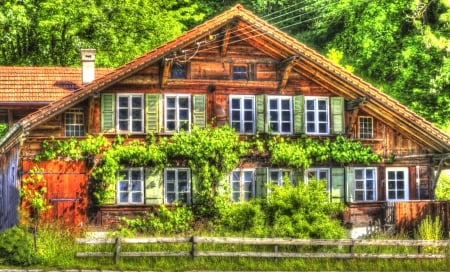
[0,0,205,67]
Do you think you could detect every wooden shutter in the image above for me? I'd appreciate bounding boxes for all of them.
[193,94,206,128]
[331,96,345,134]
[293,95,305,134]
[255,168,268,198]
[146,94,160,133]
[144,168,163,205]
[101,93,115,132]
[103,182,116,205]
[255,95,266,133]
[292,169,303,186]
[331,168,345,203]
[345,167,354,202]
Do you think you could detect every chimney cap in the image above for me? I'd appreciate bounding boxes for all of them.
[80,49,96,61]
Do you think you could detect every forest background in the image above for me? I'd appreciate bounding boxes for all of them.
[1,0,449,131]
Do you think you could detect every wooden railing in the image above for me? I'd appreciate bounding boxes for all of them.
[76,236,450,264]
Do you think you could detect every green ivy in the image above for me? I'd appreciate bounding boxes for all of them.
[35,128,382,220]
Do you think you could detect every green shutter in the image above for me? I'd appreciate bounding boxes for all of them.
[101,93,115,132]
[345,167,354,202]
[255,168,268,198]
[193,94,206,128]
[331,96,345,134]
[331,168,345,203]
[292,169,304,186]
[144,168,163,205]
[146,94,160,133]
[256,95,266,133]
[191,172,199,204]
[103,182,116,205]
[293,95,305,134]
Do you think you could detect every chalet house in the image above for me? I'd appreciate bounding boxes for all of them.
[1,4,450,234]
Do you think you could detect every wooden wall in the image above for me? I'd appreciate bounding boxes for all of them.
[0,144,20,231]
[22,159,88,227]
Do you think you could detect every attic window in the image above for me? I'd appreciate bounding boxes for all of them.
[233,65,248,80]
[171,63,186,79]
[358,116,373,139]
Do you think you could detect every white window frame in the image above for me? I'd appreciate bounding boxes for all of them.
[305,96,329,135]
[305,168,330,191]
[229,95,255,134]
[230,168,255,202]
[267,96,293,135]
[164,168,191,204]
[354,167,377,202]
[117,94,144,133]
[358,116,373,139]
[269,168,293,186]
[65,108,85,137]
[165,94,191,132]
[386,167,409,201]
[117,167,144,204]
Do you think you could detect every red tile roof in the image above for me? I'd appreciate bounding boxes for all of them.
[0,66,112,104]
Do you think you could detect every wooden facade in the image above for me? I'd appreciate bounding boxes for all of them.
[1,4,450,233]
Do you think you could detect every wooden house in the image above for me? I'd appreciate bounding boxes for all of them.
[1,4,449,234]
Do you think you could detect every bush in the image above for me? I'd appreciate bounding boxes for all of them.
[220,201,266,235]
[265,181,346,239]
[415,215,443,240]
[0,226,40,266]
[123,204,194,234]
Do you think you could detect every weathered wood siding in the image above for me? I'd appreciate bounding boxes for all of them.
[395,201,450,235]
[0,144,20,231]
[22,160,88,227]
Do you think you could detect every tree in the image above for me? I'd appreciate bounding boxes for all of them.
[0,0,205,67]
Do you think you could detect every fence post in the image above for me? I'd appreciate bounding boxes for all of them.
[349,239,355,255]
[191,236,197,259]
[114,237,121,264]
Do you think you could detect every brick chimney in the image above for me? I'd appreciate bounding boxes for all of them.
[80,49,96,85]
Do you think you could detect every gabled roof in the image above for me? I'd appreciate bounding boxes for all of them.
[2,4,450,155]
[0,66,112,104]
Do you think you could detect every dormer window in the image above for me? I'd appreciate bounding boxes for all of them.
[171,63,186,79]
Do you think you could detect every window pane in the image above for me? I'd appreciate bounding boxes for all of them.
[179,97,189,108]
[118,97,128,107]
[132,97,142,107]
[119,181,128,191]
[120,192,129,203]
[231,99,240,109]
[318,100,327,110]
[306,100,315,110]
[167,97,176,108]
[132,192,142,203]
[269,100,278,109]
[281,100,290,109]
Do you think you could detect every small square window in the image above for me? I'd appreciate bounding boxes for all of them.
[233,66,248,80]
[171,63,186,79]
[359,116,373,139]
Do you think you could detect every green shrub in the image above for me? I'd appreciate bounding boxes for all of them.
[415,215,443,240]
[123,204,194,235]
[0,123,7,138]
[265,180,346,239]
[220,201,266,235]
[0,226,40,266]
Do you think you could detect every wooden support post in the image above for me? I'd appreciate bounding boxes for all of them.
[274,244,279,263]
[418,245,423,254]
[349,240,354,255]
[114,237,121,264]
[191,236,197,259]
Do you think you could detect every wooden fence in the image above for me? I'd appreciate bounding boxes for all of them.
[76,236,450,264]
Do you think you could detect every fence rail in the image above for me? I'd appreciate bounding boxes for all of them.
[76,236,450,264]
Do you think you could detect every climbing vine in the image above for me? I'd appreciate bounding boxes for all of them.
[35,127,382,220]
[20,166,51,219]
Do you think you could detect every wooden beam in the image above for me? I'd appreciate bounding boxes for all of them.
[349,108,360,135]
[278,56,300,92]
[221,25,232,58]
[161,58,172,88]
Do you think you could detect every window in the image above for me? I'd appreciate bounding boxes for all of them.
[165,95,190,132]
[269,169,292,186]
[65,108,85,136]
[117,94,144,133]
[386,168,409,201]
[267,96,292,134]
[305,168,330,190]
[354,168,377,201]
[117,168,144,204]
[233,65,247,80]
[165,168,191,204]
[230,95,255,134]
[359,116,373,139]
[171,63,186,79]
[305,97,329,134]
[230,169,254,202]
